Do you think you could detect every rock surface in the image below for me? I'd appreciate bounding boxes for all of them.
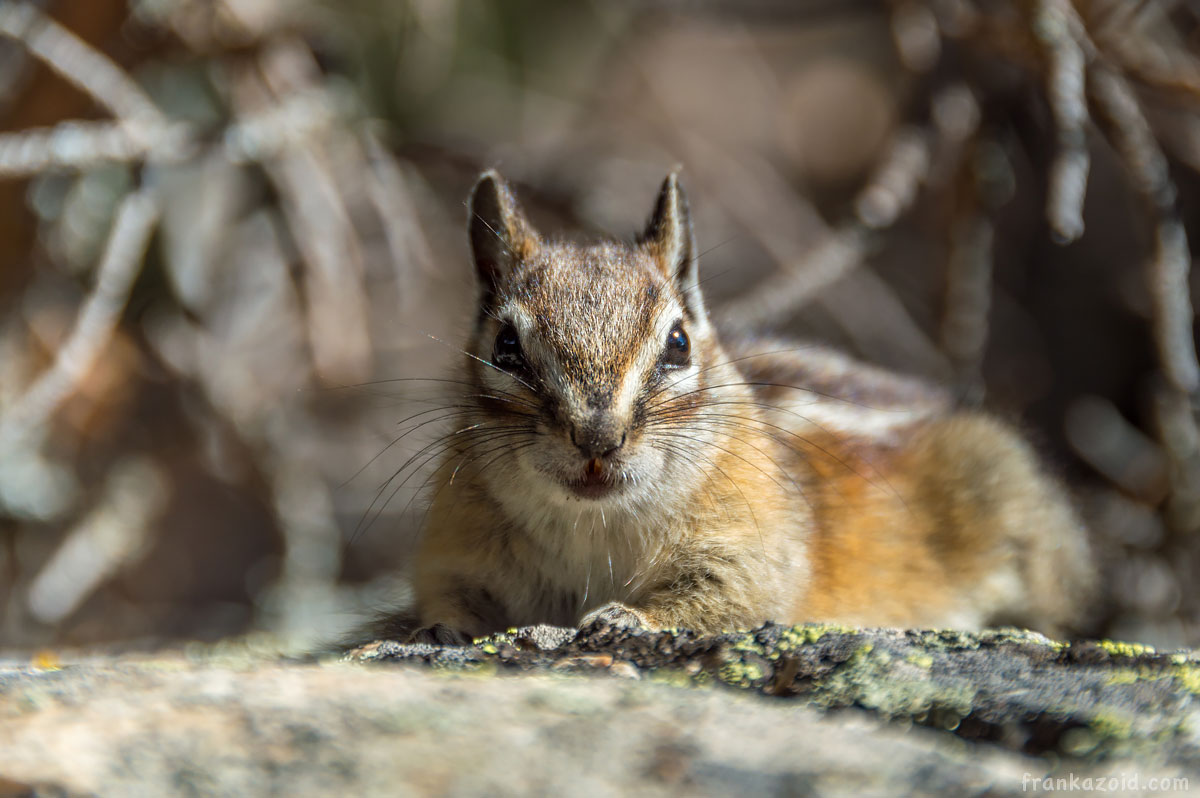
[1,624,1198,796]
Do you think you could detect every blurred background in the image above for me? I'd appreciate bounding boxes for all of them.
[1,0,1198,652]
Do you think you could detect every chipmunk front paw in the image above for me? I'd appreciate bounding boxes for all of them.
[580,602,655,631]
[406,623,469,646]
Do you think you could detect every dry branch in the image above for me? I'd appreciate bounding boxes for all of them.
[854,126,932,229]
[0,121,147,176]
[222,85,345,165]
[717,124,933,333]
[247,42,373,384]
[0,3,165,128]
[1088,65,1200,396]
[363,131,439,284]
[940,211,994,401]
[0,185,160,448]
[716,228,868,334]
[890,0,940,72]
[1033,0,1090,243]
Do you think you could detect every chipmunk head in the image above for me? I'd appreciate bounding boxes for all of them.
[460,170,737,512]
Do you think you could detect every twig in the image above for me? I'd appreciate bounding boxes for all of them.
[0,121,147,176]
[1151,379,1200,535]
[673,131,836,328]
[718,126,933,336]
[854,126,932,229]
[26,458,166,624]
[0,4,195,170]
[711,119,948,377]
[940,211,994,402]
[938,123,1011,401]
[1032,0,1090,243]
[246,41,373,384]
[223,86,345,165]
[820,265,952,381]
[1088,58,1200,545]
[363,131,439,282]
[716,227,869,333]
[1149,218,1199,395]
[0,185,160,448]
[1089,64,1200,395]
[928,83,981,186]
[0,3,165,128]
[891,0,941,72]
[1065,394,1169,505]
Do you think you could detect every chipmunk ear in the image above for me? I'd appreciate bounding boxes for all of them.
[641,172,705,321]
[468,170,539,302]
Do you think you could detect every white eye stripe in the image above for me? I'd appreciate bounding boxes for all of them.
[610,309,692,408]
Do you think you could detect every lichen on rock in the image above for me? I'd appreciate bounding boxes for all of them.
[351,621,1200,767]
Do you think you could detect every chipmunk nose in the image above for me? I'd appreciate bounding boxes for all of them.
[571,417,627,460]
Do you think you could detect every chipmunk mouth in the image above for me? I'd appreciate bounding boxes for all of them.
[564,457,626,500]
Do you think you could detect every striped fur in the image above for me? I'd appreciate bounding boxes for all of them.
[397,172,1096,641]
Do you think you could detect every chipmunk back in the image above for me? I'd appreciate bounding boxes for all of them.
[379,171,1095,644]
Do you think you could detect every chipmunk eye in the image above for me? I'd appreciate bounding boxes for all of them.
[493,323,525,370]
[663,323,690,368]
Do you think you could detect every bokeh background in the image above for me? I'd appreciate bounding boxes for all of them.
[1,0,1199,652]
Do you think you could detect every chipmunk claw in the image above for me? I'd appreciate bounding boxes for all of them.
[580,602,653,631]
[406,623,469,646]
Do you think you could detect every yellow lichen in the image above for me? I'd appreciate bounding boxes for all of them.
[775,623,855,652]
[816,642,976,720]
[730,636,765,655]
[1095,639,1156,658]
[1089,712,1134,741]
[1173,665,1200,694]
[717,659,765,688]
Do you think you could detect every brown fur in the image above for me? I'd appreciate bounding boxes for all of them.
[381,171,1096,643]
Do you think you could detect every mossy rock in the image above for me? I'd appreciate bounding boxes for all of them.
[352,622,1200,765]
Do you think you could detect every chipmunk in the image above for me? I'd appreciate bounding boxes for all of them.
[375,170,1095,645]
